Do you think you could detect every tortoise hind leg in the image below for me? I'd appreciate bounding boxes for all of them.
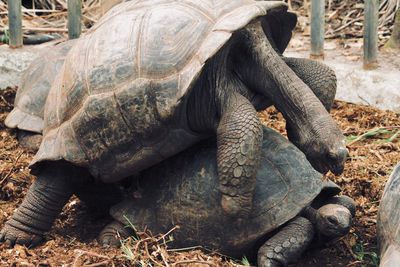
[0,162,90,247]
[98,220,134,247]
[17,130,43,152]
[257,217,314,267]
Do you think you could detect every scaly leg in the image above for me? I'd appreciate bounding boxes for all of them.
[0,162,90,247]
[98,220,134,247]
[257,217,314,267]
[217,93,263,218]
[284,57,337,111]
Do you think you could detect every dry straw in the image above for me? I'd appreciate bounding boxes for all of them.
[0,0,120,35]
[0,0,398,41]
[288,0,399,41]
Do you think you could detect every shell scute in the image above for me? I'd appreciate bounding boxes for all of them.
[152,77,180,121]
[88,65,116,95]
[378,164,400,255]
[58,78,87,125]
[72,94,132,161]
[138,5,211,79]
[114,79,167,140]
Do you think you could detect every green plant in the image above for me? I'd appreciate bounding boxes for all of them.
[0,29,10,44]
[352,241,380,267]
[346,127,400,146]
[120,238,135,261]
[123,215,139,238]
[240,256,251,266]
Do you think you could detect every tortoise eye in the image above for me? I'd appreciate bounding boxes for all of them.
[327,216,338,225]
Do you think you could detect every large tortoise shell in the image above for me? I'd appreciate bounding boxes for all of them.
[31,0,289,182]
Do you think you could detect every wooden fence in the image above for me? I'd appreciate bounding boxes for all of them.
[311,0,379,69]
[7,0,380,69]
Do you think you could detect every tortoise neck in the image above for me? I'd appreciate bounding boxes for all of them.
[301,206,318,224]
[186,44,251,133]
[240,20,332,130]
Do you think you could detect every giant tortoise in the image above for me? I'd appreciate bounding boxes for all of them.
[99,126,356,266]
[377,163,400,267]
[1,0,347,247]
[4,40,75,150]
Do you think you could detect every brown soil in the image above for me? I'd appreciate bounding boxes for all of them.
[0,87,399,266]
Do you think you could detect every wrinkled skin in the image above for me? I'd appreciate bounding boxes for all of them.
[1,2,347,248]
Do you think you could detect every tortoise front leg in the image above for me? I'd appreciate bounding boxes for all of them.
[0,162,89,247]
[217,92,263,218]
[257,217,315,267]
[254,58,337,114]
[282,58,339,172]
[283,57,337,112]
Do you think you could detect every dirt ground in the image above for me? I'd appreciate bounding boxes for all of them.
[0,87,399,266]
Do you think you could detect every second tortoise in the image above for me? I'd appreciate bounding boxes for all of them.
[100,127,356,267]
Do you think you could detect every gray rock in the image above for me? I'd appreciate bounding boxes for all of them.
[0,45,42,89]
[285,40,400,113]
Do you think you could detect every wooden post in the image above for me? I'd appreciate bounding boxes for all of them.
[68,0,82,39]
[384,8,400,50]
[310,0,325,59]
[8,0,23,48]
[364,0,379,69]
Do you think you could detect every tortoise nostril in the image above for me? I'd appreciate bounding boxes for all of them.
[327,152,336,162]
[327,147,349,162]
[338,147,349,159]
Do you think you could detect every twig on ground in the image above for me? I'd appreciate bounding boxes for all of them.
[73,249,112,267]
[171,259,218,266]
[0,152,23,187]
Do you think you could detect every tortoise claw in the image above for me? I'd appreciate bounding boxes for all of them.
[98,221,133,248]
[0,222,43,248]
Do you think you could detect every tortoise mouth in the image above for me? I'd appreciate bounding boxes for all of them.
[308,157,329,175]
[338,225,351,236]
[319,220,351,239]
[326,147,348,175]
[308,147,348,175]
[329,162,345,176]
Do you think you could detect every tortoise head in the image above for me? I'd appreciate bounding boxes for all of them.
[315,204,352,238]
[288,126,348,176]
